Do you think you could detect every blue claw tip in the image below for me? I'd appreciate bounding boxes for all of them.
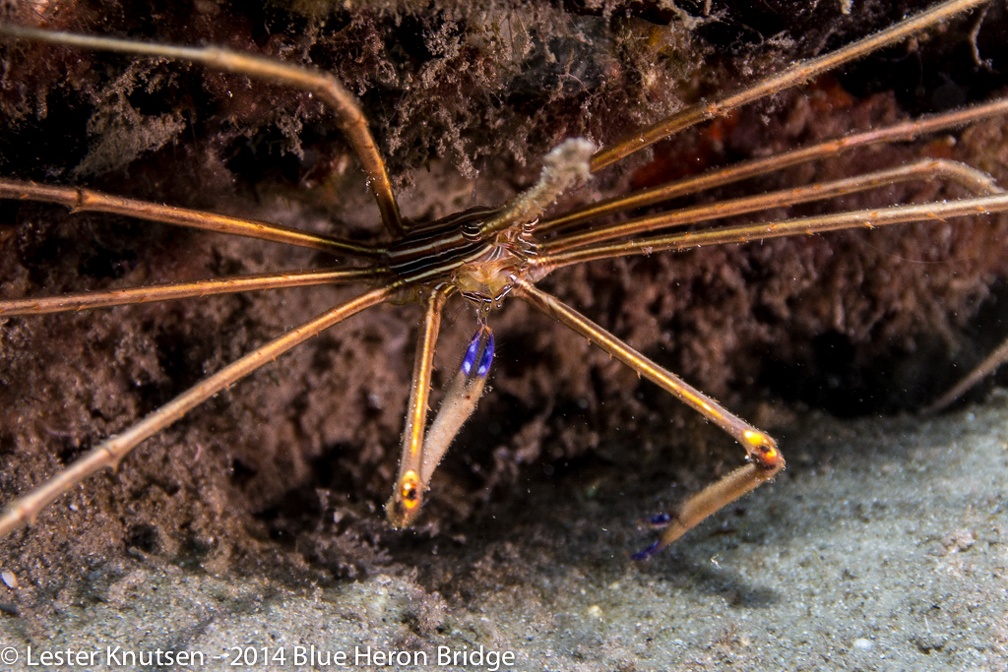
[461,333,480,376]
[648,512,672,527]
[477,331,494,377]
[631,540,661,561]
[461,328,494,378]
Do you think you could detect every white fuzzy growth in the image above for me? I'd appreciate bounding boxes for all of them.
[481,138,597,235]
[515,138,596,221]
[541,138,596,189]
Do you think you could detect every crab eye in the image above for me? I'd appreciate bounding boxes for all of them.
[461,221,482,241]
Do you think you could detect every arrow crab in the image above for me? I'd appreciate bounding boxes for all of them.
[1,0,1007,571]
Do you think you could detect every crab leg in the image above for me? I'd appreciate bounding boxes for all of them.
[0,179,383,257]
[387,286,448,527]
[419,325,494,487]
[514,279,784,554]
[541,97,1008,233]
[0,268,386,316]
[591,0,990,170]
[925,339,1008,412]
[0,285,395,539]
[542,159,1003,254]
[0,25,404,235]
[535,192,1008,271]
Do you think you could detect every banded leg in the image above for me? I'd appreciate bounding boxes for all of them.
[514,280,784,556]
[0,285,395,539]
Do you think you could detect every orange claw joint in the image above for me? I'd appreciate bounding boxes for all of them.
[743,430,784,472]
[386,469,424,528]
[634,431,785,560]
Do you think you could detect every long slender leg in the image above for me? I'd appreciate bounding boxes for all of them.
[0,25,404,235]
[540,97,1008,233]
[0,179,384,257]
[387,322,495,527]
[533,192,1008,271]
[0,268,385,316]
[0,284,396,539]
[514,279,784,554]
[542,159,1002,255]
[924,339,1008,413]
[591,0,989,171]
[386,286,449,527]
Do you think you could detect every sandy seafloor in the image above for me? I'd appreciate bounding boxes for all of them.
[1,389,1007,672]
